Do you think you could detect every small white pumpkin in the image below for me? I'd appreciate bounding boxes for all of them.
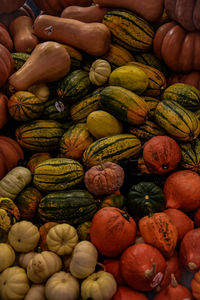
[45,271,79,300]
[46,223,78,256]
[81,271,117,300]
[28,83,50,102]
[27,251,62,283]
[18,252,38,269]
[8,220,40,252]
[0,243,15,272]
[0,266,30,300]
[69,241,98,279]
[24,284,45,300]
[0,167,32,200]
[89,59,111,86]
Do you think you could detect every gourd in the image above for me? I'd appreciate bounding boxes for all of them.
[0,166,32,200]
[8,220,40,252]
[27,251,62,283]
[0,266,29,300]
[46,223,78,256]
[104,258,126,285]
[69,241,98,279]
[0,22,13,51]
[0,93,9,129]
[89,59,111,85]
[18,252,38,269]
[112,286,148,300]
[0,43,14,87]
[45,271,80,300]
[24,284,46,300]
[81,271,117,300]
[28,83,50,102]
[0,3,34,27]
[168,71,200,91]
[27,153,52,173]
[39,222,58,251]
[77,221,91,241]
[9,41,71,92]
[0,243,15,272]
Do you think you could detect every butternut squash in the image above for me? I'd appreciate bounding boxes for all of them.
[60,5,109,23]
[9,16,39,53]
[33,15,111,56]
[9,41,71,92]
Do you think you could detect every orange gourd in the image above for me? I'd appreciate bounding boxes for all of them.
[104,258,126,285]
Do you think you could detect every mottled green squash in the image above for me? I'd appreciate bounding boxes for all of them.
[180,139,200,173]
[43,98,70,120]
[77,221,92,241]
[101,193,126,209]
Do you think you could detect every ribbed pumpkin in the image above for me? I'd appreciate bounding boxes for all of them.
[168,71,200,92]
[0,43,14,87]
[179,139,200,172]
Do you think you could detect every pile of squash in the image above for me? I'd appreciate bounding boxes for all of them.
[1,0,200,299]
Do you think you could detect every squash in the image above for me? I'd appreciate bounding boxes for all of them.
[12,52,30,70]
[89,59,111,86]
[43,98,69,121]
[179,139,200,172]
[112,286,148,300]
[9,41,71,92]
[27,251,62,284]
[18,252,38,269]
[33,15,111,56]
[77,221,91,241]
[0,266,29,300]
[24,284,45,300]
[8,220,40,252]
[104,258,126,285]
[46,223,78,256]
[191,270,200,300]
[101,193,126,209]
[103,43,134,69]
[0,93,9,129]
[28,83,50,102]
[0,0,25,14]
[0,43,14,87]
[60,43,83,68]
[45,271,80,300]
[81,271,117,300]
[0,197,20,221]
[69,240,98,279]
[0,243,15,272]
[0,207,18,240]
[27,153,52,174]
[168,71,200,91]
[9,16,39,53]
[39,222,58,251]
[0,22,13,51]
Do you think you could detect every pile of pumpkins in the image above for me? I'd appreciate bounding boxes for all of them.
[1,0,200,299]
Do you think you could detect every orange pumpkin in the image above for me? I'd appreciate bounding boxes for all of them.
[112,286,148,300]
[168,71,200,91]
[104,258,126,285]
[191,270,200,300]
[0,22,13,51]
[0,43,14,87]
[0,93,9,129]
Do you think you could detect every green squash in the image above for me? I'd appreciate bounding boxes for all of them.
[101,193,126,209]
[77,221,91,241]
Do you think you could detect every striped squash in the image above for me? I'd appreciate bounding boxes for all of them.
[143,96,160,119]
[103,10,154,52]
[27,152,52,173]
[70,89,102,123]
[161,83,200,112]
[60,123,93,160]
[8,91,45,121]
[155,100,200,141]
[83,134,141,167]
[43,98,70,120]
[100,86,149,125]
[33,158,84,192]
[180,139,200,173]
[127,62,167,97]
[15,120,64,151]
[103,43,134,69]
[11,52,30,70]
[61,44,83,68]
[38,190,97,224]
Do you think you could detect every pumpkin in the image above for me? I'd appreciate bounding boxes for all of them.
[112,286,148,300]
[45,271,80,300]
[139,212,178,257]
[8,220,40,252]
[46,223,78,256]
[81,270,117,300]
[0,266,29,300]
[120,243,166,291]
[69,240,98,279]
[39,222,58,251]
[90,207,137,257]
[0,93,9,129]
[104,258,126,285]
[18,252,38,269]
[84,162,125,196]
[180,228,200,272]
[0,243,15,272]
[24,284,46,300]
[89,59,111,86]
[0,0,25,14]
[0,43,14,87]
[77,221,91,241]
[0,22,13,51]
[168,71,200,91]
[163,170,200,211]
[27,251,62,284]
[142,136,181,174]
[191,270,200,300]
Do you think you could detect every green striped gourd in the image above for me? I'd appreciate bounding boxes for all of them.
[15,120,64,151]
[161,83,200,111]
[100,86,149,125]
[11,52,30,70]
[70,89,102,123]
[57,69,91,104]
[61,44,83,68]
[155,100,200,141]
[43,98,70,120]
[179,139,200,173]
[143,96,160,119]
[195,110,200,120]
[38,190,97,224]
[103,10,154,52]
[83,134,141,167]
[33,158,84,192]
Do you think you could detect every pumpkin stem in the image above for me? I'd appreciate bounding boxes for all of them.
[171,273,178,288]
[188,262,197,271]
[145,263,156,279]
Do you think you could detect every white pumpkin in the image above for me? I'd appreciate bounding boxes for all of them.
[45,271,79,300]
[0,243,15,272]
[46,223,78,256]
[69,241,98,279]
[0,266,30,300]
[24,284,45,300]
[27,251,62,283]
[81,271,117,300]
[8,220,40,252]
[28,83,50,102]
[18,252,38,269]
[89,59,111,86]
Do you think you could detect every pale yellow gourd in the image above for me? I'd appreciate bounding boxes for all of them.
[0,167,32,200]
[28,83,50,102]
[24,284,46,300]
[8,220,40,252]
[27,251,62,283]
[45,271,79,300]
[0,266,30,300]
[46,223,78,256]
[89,59,111,86]
[18,252,38,269]
[69,241,98,279]
[0,243,15,272]
[81,271,117,300]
